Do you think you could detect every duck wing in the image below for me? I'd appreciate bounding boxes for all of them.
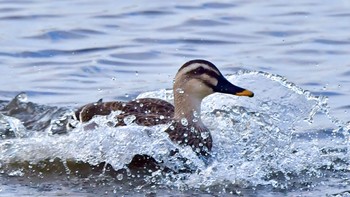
[75,98,174,126]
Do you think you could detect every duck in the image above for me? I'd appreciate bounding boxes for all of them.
[70,59,254,157]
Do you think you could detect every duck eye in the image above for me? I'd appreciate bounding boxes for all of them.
[194,66,205,75]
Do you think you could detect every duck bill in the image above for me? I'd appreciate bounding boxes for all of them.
[214,76,254,97]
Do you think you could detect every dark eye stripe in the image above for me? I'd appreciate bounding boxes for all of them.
[200,79,216,89]
[187,67,220,79]
[192,66,205,75]
[205,69,220,79]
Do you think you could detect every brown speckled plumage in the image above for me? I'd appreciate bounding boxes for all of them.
[75,98,174,126]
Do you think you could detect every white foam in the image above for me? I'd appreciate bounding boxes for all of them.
[0,70,349,189]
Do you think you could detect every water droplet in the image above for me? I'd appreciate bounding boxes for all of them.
[126,169,131,177]
[181,118,188,126]
[135,71,139,76]
[322,83,328,90]
[106,121,116,127]
[151,177,156,183]
[190,127,195,132]
[201,132,209,139]
[117,174,123,180]
[111,77,117,81]
[159,115,164,120]
[169,125,175,130]
[17,93,28,102]
[176,88,184,94]
[125,93,129,98]
[123,115,136,125]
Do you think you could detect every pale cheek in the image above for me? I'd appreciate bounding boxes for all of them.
[199,87,214,97]
[202,75,218,87]
[187,81,214,98]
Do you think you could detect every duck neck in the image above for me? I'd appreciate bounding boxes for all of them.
[174,92,202,124]
[169,90,213,156]
[170,92,213,156]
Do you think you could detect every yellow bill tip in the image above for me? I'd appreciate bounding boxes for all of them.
[235,90,254,97]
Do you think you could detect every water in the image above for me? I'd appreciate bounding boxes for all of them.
[0,0,350,196]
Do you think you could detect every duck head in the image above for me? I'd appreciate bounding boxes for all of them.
[173,59,254,120]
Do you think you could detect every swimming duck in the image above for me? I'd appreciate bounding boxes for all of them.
[72,59,254,157]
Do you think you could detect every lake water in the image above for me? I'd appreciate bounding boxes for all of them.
[0,0,350,196]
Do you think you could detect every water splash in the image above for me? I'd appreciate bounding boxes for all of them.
[0,70,349,191]
[138,70,350,189]
[0,114,27,139]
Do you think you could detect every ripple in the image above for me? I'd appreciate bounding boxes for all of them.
[220,16,249,22]
[272,11,311,17]
[25,60,90,67]
[313,39,350,45]
[302,82,322,86]
[201,2,237,8]
[134,38,235,45]
[22,90,70,97]
[103,24,120,29]
[342,70,350,76]
[182,19,228,27]
[80,66,103,74]
[92,14,120,19]
[197,31,258,40]
[268,40,306,46]
[94,10,174,19]
[0,7,22,12]
[285,49,321,55]
[256,30,306,37]
[97,59,138,67]
[27,29,106,41]
[286,49,348,55]
[122,10,174,17]
[0,45,129,58]
[261,57,322,66]
[329,13,350,17]
[73,28,105,35]
[0,0,33,4]
[110,51,160,60]
[176,2,236,10]
[27,30,87,40]
[337,105,350,110]
[0,14,59,20]
[311,91,345,96]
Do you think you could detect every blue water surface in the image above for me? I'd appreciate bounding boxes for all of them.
[0,0,349,196]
